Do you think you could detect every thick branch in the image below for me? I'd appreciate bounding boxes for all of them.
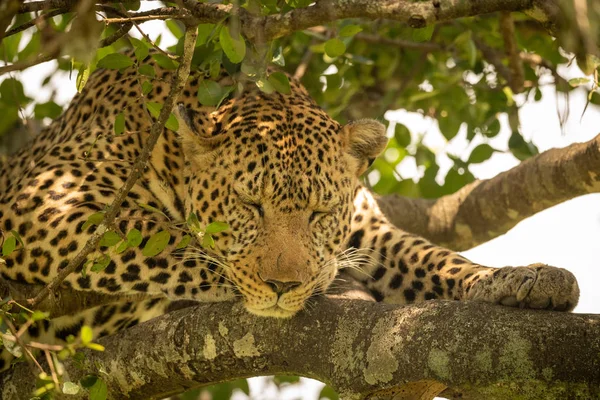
[377,133,600,250]
[18,0,548,42]
[2,299,599,399]
[246,0,535,40]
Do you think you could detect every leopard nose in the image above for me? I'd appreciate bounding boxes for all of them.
[264,279,301,295]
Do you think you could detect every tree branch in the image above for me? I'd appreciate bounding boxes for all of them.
[500,11,525,93]
[377,133,600,250]
[2,299,599,399]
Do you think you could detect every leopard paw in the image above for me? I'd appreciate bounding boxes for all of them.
[466,263,579,311]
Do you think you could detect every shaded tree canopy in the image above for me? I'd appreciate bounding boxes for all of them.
[0,0,599,399]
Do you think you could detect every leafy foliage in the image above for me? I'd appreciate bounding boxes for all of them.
[0,1,598,399]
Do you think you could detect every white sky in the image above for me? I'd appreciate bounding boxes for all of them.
[3,8,598,399]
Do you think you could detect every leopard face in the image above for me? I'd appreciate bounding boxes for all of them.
[176,86,387,317]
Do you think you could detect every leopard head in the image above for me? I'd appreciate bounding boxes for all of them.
[175,83,387,317]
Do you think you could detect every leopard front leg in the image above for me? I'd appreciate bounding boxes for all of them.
[463,263,579,310]
[2,204,236,303]
[345,188,579,311]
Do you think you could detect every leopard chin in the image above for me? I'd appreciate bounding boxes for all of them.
[245,304,301,318]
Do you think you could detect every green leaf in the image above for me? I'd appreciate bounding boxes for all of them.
[324,38,346,58]
[508,131,538,161]
[267,72,291,95]
[467,38,477,68]
[138,64,155,78]
[272,46,285,66]
[142,81,153,96]
[10,230,24,247]
[85,342,105,352]
[394,123,411,147]
[97,53,134,70]
[319,385,339,400]
[568,77,590,87]
[90,255,111,272]
[34,101,63,119]
[89,378,108,400]
[142,230,171,257]
[80,326,93,344]
[114,112,125,135]
[411,25,434,42]
[80,375,99,389]
[126,228,143,247]
[0,78,29,104]
[115,241,129,254]
[82,212,105,231]
[197,79,223,106]
[187,212,202,233]
[197,23,216,46]
[220,25,246,64]
[339,25,362,37]
[468,144,495,163]
[166,113,179,131]
[2,236,16,257]
[176,234,192,250]
[201,234,215,249]
[444,167,475,194]
[166,19,184,39]
[132,39,149,62]
[152,53,179,70]
[99,231,121,247]
[138,202,169,219]
[256,77,275,94]
[76,64,91,93]
[484,118,501,138]
[205,221,229,234]
[146,102,161,118]
[438,113,462,141]
[145,103,179,131]
[503,86,514,106]
[31,310,49,321]
[62,381,80,395]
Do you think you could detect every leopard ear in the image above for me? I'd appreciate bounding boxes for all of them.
[341,119,388,176]
[173,104,223,156]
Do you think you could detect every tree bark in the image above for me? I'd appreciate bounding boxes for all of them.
[377,133,600,250]
[2,299,599,400]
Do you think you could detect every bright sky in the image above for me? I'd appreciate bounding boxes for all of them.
[3,7,599,399]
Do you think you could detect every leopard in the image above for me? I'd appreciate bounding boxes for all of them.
[0,52,579,372]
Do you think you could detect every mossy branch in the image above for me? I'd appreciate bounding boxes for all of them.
[2,298,599,399]
[377,133,600,250]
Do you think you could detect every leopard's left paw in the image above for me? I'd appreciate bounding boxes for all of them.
[467,263,579,311]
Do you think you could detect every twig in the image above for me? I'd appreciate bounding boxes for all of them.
[4,9,65,38]
[0,0,20,42]
[98,21,133,48]
[26,23,199,308]
[103,14,180,24]
[293,41,315,80]
[44,350,59,390]
[116,5,177,60]
[499,12,525,93]
[19,0,113,13]
[0,334,63,351]
[519,52,569,88]
[472,36,512,83]
[356,32,443,51]
[2,317,44,374]
[0,51,60,75]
